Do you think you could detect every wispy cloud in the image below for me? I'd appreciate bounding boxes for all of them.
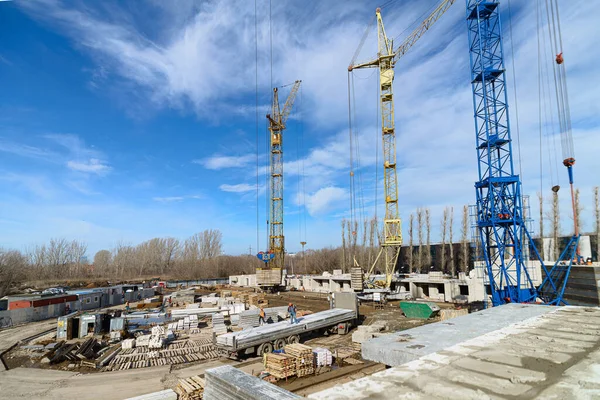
[219,183,257,193]
[194,154,254,170]
[67,158,111,175]
[0,139,58,161]
[152,195,203,203]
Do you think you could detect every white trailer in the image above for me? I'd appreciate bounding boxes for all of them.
[216,308,356,359]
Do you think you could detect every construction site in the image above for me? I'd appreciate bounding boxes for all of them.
[1,0,599,399]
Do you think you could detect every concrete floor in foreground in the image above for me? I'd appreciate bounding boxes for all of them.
[309,305,600,399]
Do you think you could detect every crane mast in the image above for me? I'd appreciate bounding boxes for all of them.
[349,0,456,289]
[466,0,554,306]
[266,80,301,272]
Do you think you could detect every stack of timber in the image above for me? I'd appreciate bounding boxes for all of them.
[174,375,205,400]
[264,353,296,380]
[212,313,227,335]
[284,344,314,377]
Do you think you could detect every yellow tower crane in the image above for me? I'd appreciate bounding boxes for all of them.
[349,0,456,290]
[256,80,302,290]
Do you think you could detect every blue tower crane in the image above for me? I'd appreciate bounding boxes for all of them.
[466,0,554,306]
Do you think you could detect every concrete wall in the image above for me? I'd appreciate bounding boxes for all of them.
[229,274,257,287]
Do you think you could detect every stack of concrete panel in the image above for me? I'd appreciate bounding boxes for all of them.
[125,389,177,400]
[204,365,300,400]
[238,309,260,328]
[212,313,227,335]
[350,267,363,291]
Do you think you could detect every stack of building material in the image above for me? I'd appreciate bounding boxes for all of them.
[204,365,300,400]
[104,338,219,371]
[122,339,136,350]
[175,375,205,400]
[151,326,166,336]
[313,348,332,367]
[350,267,363,291]
[284,344,314,377]
[136,334,152,347]
[212,313,227,335]
[125,389,178,400]
[149,335,165,349]
[238,309,260,328]
[264,353,296,380]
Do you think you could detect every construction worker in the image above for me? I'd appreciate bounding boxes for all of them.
[259,306,266,326]
[125,301,130,314]
[288,303,298,324]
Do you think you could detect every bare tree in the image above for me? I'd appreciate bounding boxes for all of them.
[461,205,469,273]
[574,188,583,235]
[407,213,414,273]
[368,217,377,268]
[440,208,449,274]
[425,208,432,269]
[69,240,88,278]
[448,207,455,277]
[0,249,27,297]
[417,208,424,272]
[93,250,112,276]
[550,191,561,260]
[341,219,347,270]
[538,192,545,260]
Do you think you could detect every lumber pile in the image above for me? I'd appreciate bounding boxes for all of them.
[264,353,296,379]
[284,344,314,377]
[175,375,205,400]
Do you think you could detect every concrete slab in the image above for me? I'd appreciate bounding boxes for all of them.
[309,305,600,400]
[361,303,556,366]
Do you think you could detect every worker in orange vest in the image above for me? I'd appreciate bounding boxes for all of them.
[259,306,266,326]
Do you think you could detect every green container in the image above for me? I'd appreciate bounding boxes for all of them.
[400,301,440,319]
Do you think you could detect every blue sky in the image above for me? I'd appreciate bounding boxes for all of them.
[0,0,598,258]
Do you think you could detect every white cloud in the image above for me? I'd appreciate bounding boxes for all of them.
[305,186,347,216]
[195,154,254,170]
[67,158,111,175]
[219,183,257,193]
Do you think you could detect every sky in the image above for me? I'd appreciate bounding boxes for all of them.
[0,0,598,258]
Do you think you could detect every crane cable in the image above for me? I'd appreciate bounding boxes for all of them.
[537,0,560,189]
[506,0,523,180]
[255,0,260,254]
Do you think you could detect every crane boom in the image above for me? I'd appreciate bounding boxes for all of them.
[267,80,302,273]
[349,1,456,289]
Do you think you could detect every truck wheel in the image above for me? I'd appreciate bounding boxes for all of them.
[286,335,300,344]
[274,339,286,350]
[257,342,273,356]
